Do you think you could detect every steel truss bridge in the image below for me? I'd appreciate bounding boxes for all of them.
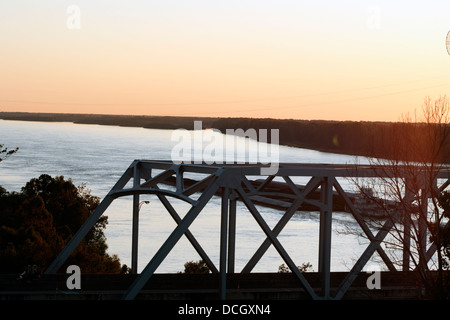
[45,160,450,300]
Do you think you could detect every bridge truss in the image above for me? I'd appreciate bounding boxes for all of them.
[45,160,450,300]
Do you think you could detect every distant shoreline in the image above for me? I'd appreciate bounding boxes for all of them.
[1,111,449,163]
[0,111,216,130]
[0,111,370,157]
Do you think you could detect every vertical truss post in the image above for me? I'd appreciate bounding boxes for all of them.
[241,176,322,273]
[220,188,230,300]
[131,162,141,274]
[227,194,237,274]
[156,191,219,274]
[46,161,449,299]
[402,178,414,271]
[318,176,333,299]
[418,188,428,272]
[122,175,221,300]
[237,185,318,299]
[402,218,411,271]
[139,165,219,274]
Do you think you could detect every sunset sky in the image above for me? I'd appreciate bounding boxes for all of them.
[1,1,449,121]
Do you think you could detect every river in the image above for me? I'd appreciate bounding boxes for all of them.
[0,119,376,273]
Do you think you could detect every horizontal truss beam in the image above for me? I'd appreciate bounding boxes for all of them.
[45,160,450,300]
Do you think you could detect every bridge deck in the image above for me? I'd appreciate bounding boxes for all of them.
[0,272,424,300]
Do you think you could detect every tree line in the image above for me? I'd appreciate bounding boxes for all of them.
[0,174,125,274]
[1,111,449,163]
[211,117,450,164]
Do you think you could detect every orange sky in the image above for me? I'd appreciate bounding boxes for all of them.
[1,1,449,121]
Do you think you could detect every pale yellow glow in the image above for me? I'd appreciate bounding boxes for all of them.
[1,1,449,121]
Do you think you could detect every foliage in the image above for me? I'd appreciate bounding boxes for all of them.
[181,259,210,274]
[436,191,450,269]
[278,262,313,273]
[211,107,450,164]
[0,174,123,274]
[349,96,450,298]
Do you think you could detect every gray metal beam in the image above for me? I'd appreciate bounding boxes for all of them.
[139,167,220,274]
[332,179,396,271]
[156,191,219,274]
[122,174,222,300]
[241,176,323,273]
[45,165,134,274]
[45,160,450,300]
[140,168,175,188]
[402,179,416,271]
[182,174,216,196]
[318,176,333,299]
[333,216,395,299]
[131,163,141,274]
[111,187,196,204]
[220,188,229,300]
[227,195,237,273]
[236,185,319,300]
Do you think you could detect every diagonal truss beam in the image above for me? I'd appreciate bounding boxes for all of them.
[241,176,323,273]
[45,160,450,300]
[154,187,219,274]
[45,165,135,274]
[333,179,397,271]
[136,163,221,274]
[236,184,319,300]
[123,173,222,300]
[333,216,395,299]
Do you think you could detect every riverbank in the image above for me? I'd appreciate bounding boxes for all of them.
[0,111,214,130]
[1,111,449,163]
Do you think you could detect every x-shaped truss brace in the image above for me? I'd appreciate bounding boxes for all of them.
[45,160,450,300]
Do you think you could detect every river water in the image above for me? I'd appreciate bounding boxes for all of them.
[0,119,376,273]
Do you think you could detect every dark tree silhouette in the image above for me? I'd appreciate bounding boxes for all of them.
[350,96,450,298]
[0,174,122,274]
